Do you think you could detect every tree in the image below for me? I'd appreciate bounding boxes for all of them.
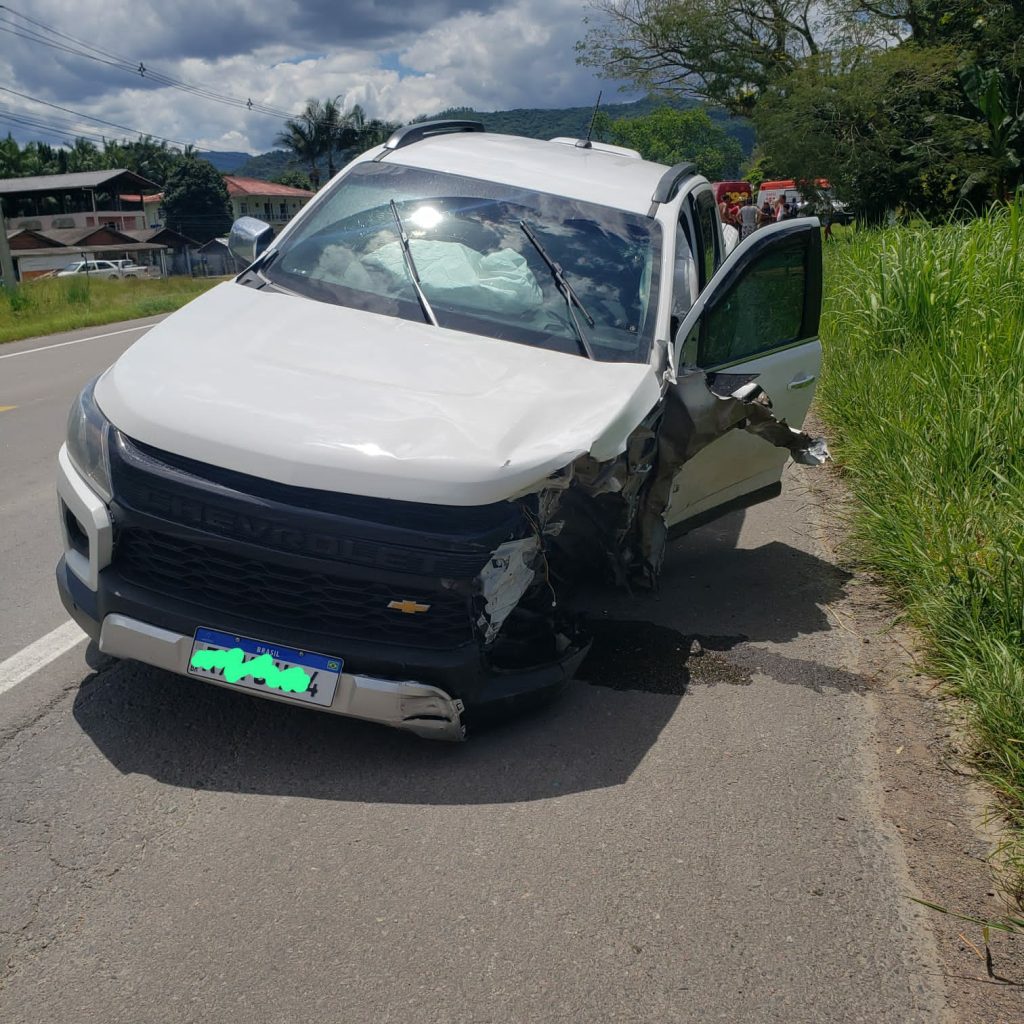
[276,101,324,189]
[576,0,886,115]
[607,106,744,178]
[960,63,1024,200]
[162,157,232,243]
[754,46,990,221]
[319,96,344,179]
[276,98,400,185]
[271,169,313,191]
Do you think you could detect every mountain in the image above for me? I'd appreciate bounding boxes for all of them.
[232,149,301,180]
[229,96,754,182]
[431,97,755,153]
[198,150,252,173]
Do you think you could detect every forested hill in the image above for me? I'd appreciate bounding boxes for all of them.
[232,96,753,180]
[430,97,754,152]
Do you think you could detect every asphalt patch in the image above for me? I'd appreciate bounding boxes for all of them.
[578,619,749,694]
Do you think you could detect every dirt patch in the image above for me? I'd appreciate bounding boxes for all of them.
[801,435,1023,1020]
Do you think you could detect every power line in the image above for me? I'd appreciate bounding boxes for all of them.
[0,3,399,160]
[0,5,297,121]
[0,111,112,148]
[0,85,192,149]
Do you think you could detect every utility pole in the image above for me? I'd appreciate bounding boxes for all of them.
[0,198,17,290]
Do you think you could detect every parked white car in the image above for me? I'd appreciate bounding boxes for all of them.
[56,122,827,740]
[56,259,151,280]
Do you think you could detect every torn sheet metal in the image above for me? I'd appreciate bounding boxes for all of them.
[666,369,829,467]
[474,370,827,649]
[706,373,830,466]
[476,536,542,643]
[634,368,829,580]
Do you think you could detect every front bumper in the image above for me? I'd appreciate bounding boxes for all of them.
[61,583,467,740]
[56,444,584,740]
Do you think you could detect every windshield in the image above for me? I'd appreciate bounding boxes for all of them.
[262,161,662,363]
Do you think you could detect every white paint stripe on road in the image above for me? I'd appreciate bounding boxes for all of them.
[0,318,164,361]
[0,620,87,696]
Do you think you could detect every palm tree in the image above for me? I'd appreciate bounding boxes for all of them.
[319,96,343,180]
[276,99,324,189]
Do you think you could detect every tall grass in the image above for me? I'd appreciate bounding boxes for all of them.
[0,275,225,344]
[819,202,1024,897]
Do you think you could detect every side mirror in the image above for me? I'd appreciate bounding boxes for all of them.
[228,216,274,266]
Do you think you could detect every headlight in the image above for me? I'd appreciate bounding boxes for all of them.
[66,376,112,501]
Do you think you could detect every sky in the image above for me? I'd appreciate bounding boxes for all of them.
[0,0,636,155]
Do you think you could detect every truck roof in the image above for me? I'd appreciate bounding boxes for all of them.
[387,132,673,216]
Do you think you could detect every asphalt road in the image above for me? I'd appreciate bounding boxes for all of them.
[0,318,949,1022]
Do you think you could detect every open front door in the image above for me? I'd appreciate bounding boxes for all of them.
[663,219,823,531]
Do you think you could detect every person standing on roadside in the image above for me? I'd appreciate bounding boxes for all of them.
[819,198,834,241]
[774,196,786,223]
[738,197,758,239]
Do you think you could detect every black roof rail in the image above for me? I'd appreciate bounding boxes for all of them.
[377,120,485,158]
[648,161,697,215]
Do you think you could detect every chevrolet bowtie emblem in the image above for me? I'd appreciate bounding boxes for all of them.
[387,599,431,614]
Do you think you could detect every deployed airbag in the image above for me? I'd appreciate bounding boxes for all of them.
[366,240,544,315]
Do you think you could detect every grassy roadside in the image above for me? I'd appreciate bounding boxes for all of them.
[0,275,225,344]
[818,202,1024,898]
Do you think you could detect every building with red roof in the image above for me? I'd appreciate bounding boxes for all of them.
[223,175,314,231]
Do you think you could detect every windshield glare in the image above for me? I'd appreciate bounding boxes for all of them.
[264,161,662,363]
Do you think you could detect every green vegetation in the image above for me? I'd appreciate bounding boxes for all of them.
[756,46,989,223]
[271,169,314,192]
[275,99,397,188]
[0,276,223,344]
[818,201,1024,895]
[233,96,754,183]
[579,2,1024,218]
[432,96,754,155]
[0,133,211,185]
[162,156,232,242]
[600,105,744,178]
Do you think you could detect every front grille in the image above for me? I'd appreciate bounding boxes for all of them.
[109,432,524,579]
[116,528,474,650]
[122,434,525,535]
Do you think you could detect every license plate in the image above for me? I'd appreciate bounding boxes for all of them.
[187,627,341,708]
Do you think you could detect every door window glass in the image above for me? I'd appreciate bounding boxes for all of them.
[692,189,721,289]
[672,217,698,321]
[699,238,807,367]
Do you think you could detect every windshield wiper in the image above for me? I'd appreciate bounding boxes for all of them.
[519,219,595,359]
[389,199,438,327]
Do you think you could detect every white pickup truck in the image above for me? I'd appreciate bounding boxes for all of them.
[56,121,826,740]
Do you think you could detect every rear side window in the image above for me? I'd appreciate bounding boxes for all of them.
[699,238,808,367]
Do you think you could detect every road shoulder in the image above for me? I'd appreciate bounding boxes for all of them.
[806,459,1024,1020]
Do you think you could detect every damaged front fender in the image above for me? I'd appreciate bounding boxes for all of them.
[467,368,828,662]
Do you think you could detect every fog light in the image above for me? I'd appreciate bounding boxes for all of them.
[63,502,90,558]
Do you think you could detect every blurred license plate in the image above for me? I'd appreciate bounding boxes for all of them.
[187,627,341,707]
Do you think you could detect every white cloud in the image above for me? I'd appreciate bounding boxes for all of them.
[0,0,621,155]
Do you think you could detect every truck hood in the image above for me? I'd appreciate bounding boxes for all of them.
[96,282,662,505]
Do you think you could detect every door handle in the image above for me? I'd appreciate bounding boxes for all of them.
[787,373,817,390]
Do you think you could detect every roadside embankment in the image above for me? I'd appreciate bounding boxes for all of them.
[0,275,224,344]
[818,202,1024,899]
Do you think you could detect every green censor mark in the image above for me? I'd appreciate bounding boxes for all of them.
[190,648,312,693]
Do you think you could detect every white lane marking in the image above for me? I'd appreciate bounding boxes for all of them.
[0,318,164,361]
[0,620,87,696]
